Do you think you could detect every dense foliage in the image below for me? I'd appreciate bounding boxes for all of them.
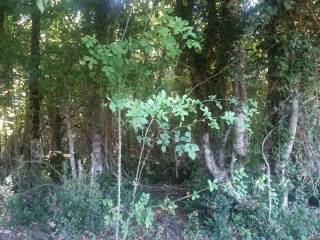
[0,0,319,239]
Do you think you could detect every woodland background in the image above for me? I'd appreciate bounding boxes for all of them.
[0,0,320,239]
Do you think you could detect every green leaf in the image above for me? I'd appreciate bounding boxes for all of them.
[191,191,200,200]
[208,119,219,130]
[208,179,218,192]
[157,131,170,153]
[175,144,184,156]
[221,111,235,125]
[184,143,199,160]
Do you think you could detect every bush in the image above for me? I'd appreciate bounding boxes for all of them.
[183,172,320,240]
[48,177,108,237]
[4,169,52,227]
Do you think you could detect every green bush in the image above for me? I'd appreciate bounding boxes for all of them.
[5,169,52,227]
[183,172,320,240]
[48,177,108,237]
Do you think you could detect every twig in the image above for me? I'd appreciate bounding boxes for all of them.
[137,131,160,185]
[121,1,134,41]
[262,128,275,221]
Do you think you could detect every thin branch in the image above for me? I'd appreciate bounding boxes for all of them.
[121,1,134,41]
[132,118,155,204]
[262,127,275,221]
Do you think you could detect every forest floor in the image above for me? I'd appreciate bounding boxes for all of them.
[0,227,50,240]
[0,185,193,240]
[0,209,188,240]
[2,183,318,239]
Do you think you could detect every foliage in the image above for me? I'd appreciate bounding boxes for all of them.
[109,91,258,166]
[48,177,107,237]
[4,170,53,227]
[184,170,320,240]
[0,0,319,239]
[82,13,201,97]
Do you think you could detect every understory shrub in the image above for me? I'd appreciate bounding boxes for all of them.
[48,177,108,237]
[4,168,52,227]
[183,177,320,240]
[2,169,319,239]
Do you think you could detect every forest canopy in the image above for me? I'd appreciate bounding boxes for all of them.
[0,0,319,239]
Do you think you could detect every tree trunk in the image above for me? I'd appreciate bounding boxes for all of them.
[89,0,112,180]
[231,41,248,157]
[90,131,104,179]
[0,7,4,33]
[282,97,299,163]
[232,81,248,157]
[49,105,63,153]
[279,96,299,209]
[103,107,113,169]
[212,0,241,106]
[65,103,77,179]
[202,133,229,182]
[176,0,219,102]
[25,1,42,166]
[177,0,246,175]
[0,8,12,149]
[29,8,42,155]
[29,2,41,141]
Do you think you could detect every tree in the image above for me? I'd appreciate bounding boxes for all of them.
[24,0,43,167]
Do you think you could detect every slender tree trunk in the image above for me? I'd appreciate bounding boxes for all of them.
[65,103,77,179]
[231,42,248,157]
[279,96,299,209]
[282,97,299,164]
[103,107,113,169]
[232,81,248,157]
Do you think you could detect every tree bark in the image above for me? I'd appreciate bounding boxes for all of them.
[103,107,113,169]
[202,133,229,182]
[283,97,299,163]
[177,0,219,102]
[0,8,12,146]
[279,96,299,209]
[89,0,111,179]
[231,41,248,157]
[24,1,42,166]
[49,105,63,153]
[65,103,77,179]
[177,0,247,175]
[232,81,248,157]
